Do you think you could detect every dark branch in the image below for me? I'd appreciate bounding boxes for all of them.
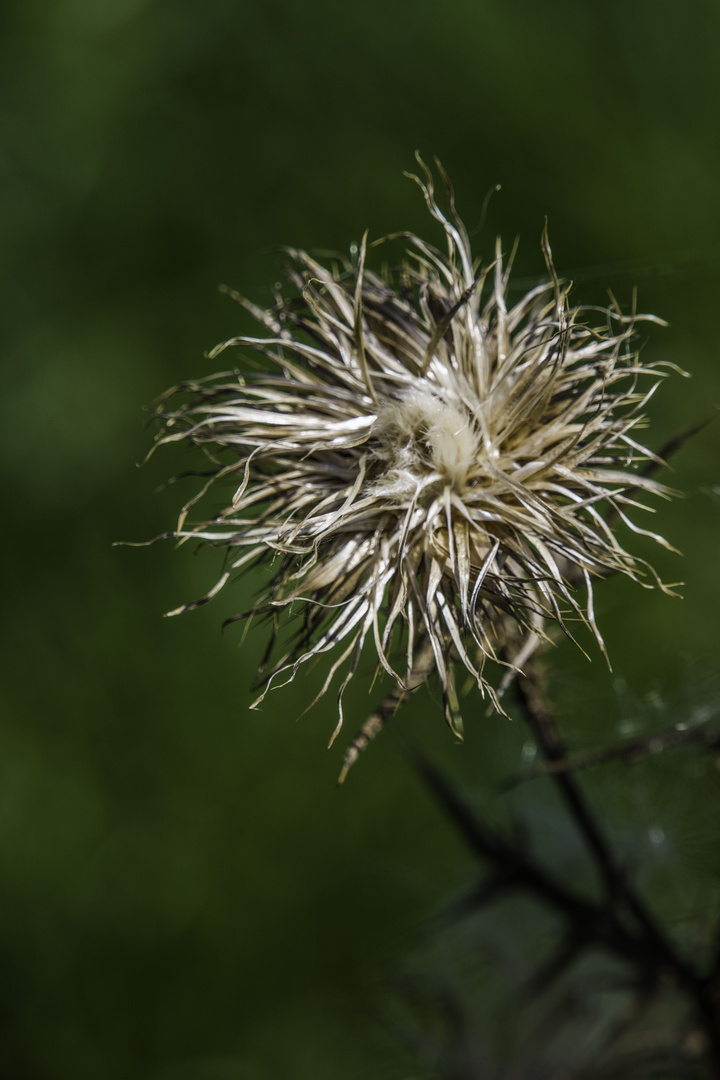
[501,722,720,790]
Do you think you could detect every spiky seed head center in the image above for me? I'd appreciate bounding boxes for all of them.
[371,390,480,497]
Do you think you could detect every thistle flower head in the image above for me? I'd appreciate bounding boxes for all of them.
[153,163,676,746]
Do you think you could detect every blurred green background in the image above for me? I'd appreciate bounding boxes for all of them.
[2,0,720,1076]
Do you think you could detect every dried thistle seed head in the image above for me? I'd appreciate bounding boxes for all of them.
[151,161,678,747]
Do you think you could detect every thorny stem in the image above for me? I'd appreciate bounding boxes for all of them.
[515,665,720,1074]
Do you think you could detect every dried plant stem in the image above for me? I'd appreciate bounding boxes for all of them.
[418,744,720,1075]
[502,723,720,788]
[514,666,720,1073]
